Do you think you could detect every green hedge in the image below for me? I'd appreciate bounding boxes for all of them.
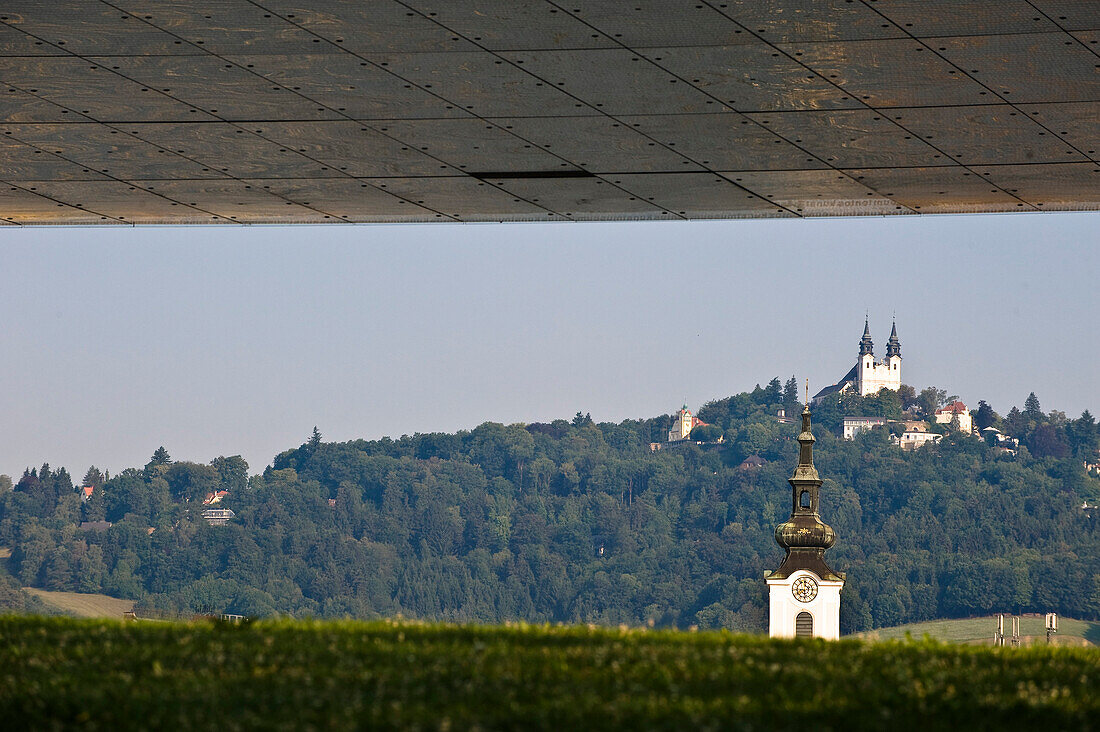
[1,616,1097,730]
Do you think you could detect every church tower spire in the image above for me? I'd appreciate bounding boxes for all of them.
[764,404,845,639]
[886,320,901,358]
[858,318,874,357]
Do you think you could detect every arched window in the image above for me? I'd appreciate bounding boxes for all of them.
[800,490,811,509]
[795,611,813,638]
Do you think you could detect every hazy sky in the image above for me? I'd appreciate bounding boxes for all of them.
[1,211,1096,479]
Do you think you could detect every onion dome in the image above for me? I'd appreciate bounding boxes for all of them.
[769,405,844,581]
[858,319,874,357]
[886,320,901,358]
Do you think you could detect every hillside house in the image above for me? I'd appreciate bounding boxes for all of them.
[202,490,229,505]
[895,431,941,451]
[842,416,887,439]
[201,508,235,526]
[935,401,973,433]
[738,455,766,471]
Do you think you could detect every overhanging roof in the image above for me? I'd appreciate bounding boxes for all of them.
[1,0,1098,225]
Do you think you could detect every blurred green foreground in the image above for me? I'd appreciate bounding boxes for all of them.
[1,616,1097,730]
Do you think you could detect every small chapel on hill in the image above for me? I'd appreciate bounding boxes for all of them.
[813,319,901,403]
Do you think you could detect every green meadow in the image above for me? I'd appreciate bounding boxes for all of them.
[1,616,1097,730]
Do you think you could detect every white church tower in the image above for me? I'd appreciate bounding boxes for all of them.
[764,404,845,639]
[855,319,902,396]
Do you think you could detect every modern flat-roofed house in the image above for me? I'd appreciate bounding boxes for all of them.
[897,431,941,451]
[201,508,235,526]
[842,416,887,440]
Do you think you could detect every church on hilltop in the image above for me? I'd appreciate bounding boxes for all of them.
[812,319,901,403]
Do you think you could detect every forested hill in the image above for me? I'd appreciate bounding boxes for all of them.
[1,382,1098,634]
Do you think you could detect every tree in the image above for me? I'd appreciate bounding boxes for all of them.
[308,427,322,451]
[1027,424,1069,459]
[897,384,917,410]
[1003,406,1027,438]
[81,466,104,488]
[144,447,172,478]
[782,376,799,409]
[974,400,998,431]
[572,412,593,428]
[0,475,11,493]
[1024,392,1043,421]
[863,389,903,420]
[211,455,249,493]
[163,462,219,502]
[916,387,947,417]
[764,377,782,404]
[689,424,723,442]
[1066,410,1099,459]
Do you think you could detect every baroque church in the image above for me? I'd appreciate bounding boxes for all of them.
[765,404,844,639]
[812,319,901,403]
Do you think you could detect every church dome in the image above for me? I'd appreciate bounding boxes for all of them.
[766,403,844,581]
[774,515,836,550]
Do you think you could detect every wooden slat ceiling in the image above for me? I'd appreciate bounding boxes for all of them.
[1,0,1098,225]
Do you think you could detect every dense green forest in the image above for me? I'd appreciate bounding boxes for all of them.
[1,380,1098,635]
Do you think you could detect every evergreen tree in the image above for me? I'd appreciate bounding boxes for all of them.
[974,400,998,431]
[782,376,799,410]
[897,384,917,410]
[82,466,104,488]
[1066,410,1099,459]
[1004,406,1026,438]
[1024,392,1043,421]
[764,377,782,404]
[144,447,173,479]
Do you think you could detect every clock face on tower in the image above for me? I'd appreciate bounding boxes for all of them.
[792,576,819,603]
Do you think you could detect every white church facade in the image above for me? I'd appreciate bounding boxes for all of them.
[764,405,845,639]
[813,320,901,403]
[668,405,707,442]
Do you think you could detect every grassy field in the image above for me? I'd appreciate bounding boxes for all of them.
[21,588,134,618]
[0,617,1097,730]
[854,615,1100,646]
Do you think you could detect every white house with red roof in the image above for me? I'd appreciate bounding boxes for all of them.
[935,401,973,433]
